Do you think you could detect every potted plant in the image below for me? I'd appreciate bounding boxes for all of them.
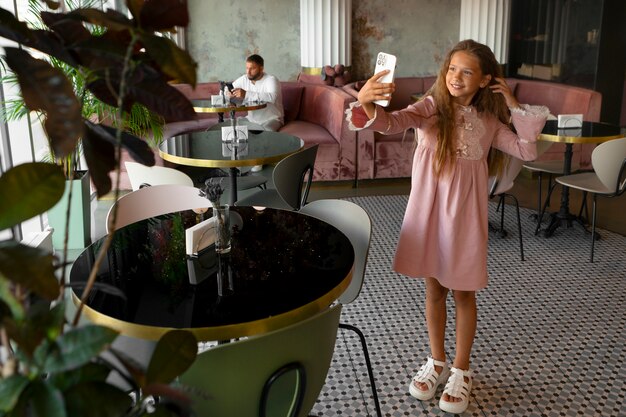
[0,0,203,415]
[0,0,169,250]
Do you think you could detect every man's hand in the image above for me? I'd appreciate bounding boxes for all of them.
[231,88,246,99]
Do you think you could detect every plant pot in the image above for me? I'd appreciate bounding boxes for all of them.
[47,170,92,250]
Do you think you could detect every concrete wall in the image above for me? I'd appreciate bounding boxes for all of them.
[187,0,460,83]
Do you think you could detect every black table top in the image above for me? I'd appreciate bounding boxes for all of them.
[159,129,303,168]
[70,207,354,341]
[540,120,623,144]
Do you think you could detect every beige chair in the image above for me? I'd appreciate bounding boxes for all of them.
[299,199,381,417]
[554,137,626,262]
[178,305,342,417]
[105,184,210,233]
[124,161,194,191]
[488,156,526,261]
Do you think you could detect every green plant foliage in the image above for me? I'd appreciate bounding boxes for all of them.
[0,1,202,416]
[0,162,65,230]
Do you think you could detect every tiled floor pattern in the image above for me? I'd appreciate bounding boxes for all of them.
[309,195,626,417]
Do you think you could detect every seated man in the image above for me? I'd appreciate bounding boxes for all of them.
[231,54,284,132]
[231,54,284,172]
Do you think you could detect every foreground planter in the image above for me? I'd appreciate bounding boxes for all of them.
[47,170,91,250]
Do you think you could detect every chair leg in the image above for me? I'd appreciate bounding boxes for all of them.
[511,194,524,261]
[535,178,558,235]
[590,194,597,263]
[338,323,382,417]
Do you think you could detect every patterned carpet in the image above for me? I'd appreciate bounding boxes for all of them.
[310,195,626,417]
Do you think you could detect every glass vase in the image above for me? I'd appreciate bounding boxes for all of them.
[213,204,231,254]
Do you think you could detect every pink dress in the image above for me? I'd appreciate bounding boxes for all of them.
[347,96,548,290]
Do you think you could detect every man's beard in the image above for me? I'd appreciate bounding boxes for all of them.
[248,72,262,81]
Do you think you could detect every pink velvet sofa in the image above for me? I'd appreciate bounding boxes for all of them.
[166,81,357,181]
[343,77,602,180]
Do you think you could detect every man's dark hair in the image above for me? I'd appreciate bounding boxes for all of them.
[246,54,264,67]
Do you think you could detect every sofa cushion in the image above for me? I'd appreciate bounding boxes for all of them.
[279,121,339,162]
[281,83,304,122]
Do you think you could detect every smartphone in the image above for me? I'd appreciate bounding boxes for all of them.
[373,52,397,107]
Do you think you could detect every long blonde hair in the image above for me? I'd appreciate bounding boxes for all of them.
[425,39,510,177]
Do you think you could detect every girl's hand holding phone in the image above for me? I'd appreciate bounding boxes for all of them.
[357,70,396,118]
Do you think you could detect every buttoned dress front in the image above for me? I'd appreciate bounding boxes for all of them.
[347,96,548,290]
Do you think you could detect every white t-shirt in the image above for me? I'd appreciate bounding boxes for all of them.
[232,73,284,127]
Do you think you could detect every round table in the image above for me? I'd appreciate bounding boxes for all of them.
[70,206,354,341]
[159,130,303,204]
[539,120,622,236]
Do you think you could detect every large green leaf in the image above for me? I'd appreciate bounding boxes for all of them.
[41,325,118,373]
[64,381,131,417]
[0,375,29,412]
[85,121,155,165]
[0,241,59,300]
[0,162,65,230]
[146,330,197,385]
[23,381,66,417]
[139,33,196,86]
[4,48,83,158]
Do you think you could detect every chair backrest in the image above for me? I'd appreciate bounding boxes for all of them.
[299,199,372,305]
[106,184,210,232]
[178,304,342,417]
[489,155,525,197]
[273,145,319,210]
[592,137,626,195]
[125,161,194,191]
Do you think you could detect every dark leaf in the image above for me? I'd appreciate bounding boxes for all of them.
[0,241,59,300]
[85,120,155,165]
[0,162,65,230]
[88,65,195,122]
[42,325,118,373]
[47,362,111,391]
[4,48,83,158]
[139,33,196,86]
[43,0,62,10]
[24,380,65,417]
[72,36,127,71]
[146,330,196,385]
[66,8,134,32]
[0,9,76,65]
[40,11,91,45]
[126,0,144,22]
[139,0,189,31]
[64,381,132,417]
[0,375,29,412]
[81,124,115,197]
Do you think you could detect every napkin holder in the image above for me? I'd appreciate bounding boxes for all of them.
[185,217,217,256]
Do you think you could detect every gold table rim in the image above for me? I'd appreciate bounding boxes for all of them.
[159,135,304,168]
[71,266,353,341]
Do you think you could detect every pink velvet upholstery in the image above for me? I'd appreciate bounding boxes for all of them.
[167,81,356,182]
[343,77,603,179]
[280,82,357,181]
[508,79,602,169]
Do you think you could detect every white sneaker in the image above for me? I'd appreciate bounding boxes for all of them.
[251,165,263,172]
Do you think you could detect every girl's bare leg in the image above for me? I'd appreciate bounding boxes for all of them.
[441,289,476,402]
[414,277,449,391]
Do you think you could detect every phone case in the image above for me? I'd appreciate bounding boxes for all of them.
[373,52,397,107]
